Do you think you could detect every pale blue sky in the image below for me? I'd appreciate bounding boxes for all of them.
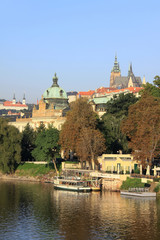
[0,0,160,103]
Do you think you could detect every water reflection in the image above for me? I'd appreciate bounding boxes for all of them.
[0,180,160,240]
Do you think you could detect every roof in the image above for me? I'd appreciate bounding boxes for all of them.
[91,97,110,104]
[114,76,142,88]
[95,87,117,93]
[78,90,95,96]
[43,74,68,100]
[43,86,68,100]
[67,91,78,96]
[3,101,27,107]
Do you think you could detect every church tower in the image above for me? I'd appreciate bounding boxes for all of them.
[22,94,26,105]
[12,93,16,104]
[110,54,121,87]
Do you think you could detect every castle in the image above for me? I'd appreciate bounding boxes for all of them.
[110,55,145,89]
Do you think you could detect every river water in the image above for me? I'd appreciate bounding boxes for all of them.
[0,180,160,240]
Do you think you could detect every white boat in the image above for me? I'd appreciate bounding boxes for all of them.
[53,177,92,192]
[120,191,156,197]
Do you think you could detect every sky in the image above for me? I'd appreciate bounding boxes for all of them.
[0,0,160,103]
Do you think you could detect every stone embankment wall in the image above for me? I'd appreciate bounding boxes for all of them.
[102,178,122,191]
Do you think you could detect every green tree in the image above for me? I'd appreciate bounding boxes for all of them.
[141,75,160,97]
[0,119,21,173]
[100,114,129,154]
[121,93,160,167]
[105,93,138,117]
[99,93,138,153]
[59,98,104,168]
[32,125,60,174]
[21,123,36,161]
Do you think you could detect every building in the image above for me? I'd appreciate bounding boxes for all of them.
[10,73,69,132]
[110,55,143,89]
[77,90,95,99]
[90,86,142,117]
[67,91,78,103]
[98,153,138,174]
[0,94,28,111]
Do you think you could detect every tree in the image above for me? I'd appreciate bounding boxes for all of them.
[21,123,36,161]
[99,93,138,153]
[121,93,160,167]
[141,75,160,98]
[100,114,129,154]
[76,127,106,169]
[59,98,105,168]
[105,93,138,117]
[0,119,21,173]
[32,125,60,174]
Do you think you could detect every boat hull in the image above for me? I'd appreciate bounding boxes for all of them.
[120,191,156,197]
[54,184,91,192]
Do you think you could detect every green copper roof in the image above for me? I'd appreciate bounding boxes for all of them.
[111,54,121,73]
[90,96,111,104]
[43,74,68,100]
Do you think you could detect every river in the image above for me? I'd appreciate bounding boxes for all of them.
[0,180,160,240]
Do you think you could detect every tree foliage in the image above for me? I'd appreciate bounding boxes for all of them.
[76,127,106,169]
[141,75,160,98]
[121,93,160,167]
[21,123,36,161]
[100,93,138,153]
[59,98,105,168]
[105,93,138,117]
[100,114,129,154]
[0,119,21,173]
[32,125,60,163]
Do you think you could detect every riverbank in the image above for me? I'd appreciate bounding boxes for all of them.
[0,162,57,183]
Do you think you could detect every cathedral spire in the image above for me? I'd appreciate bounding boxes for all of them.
[128,62,133,76]
[111,54,120,73]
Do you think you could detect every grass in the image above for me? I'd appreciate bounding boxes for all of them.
[120,177,146,190]
[15,162,57,177]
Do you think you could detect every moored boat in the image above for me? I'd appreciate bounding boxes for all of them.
[53,177,92,192]
[120,190,156,197]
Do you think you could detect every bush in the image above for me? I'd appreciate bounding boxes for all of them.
[120,177,145,190]
[153,178,160,182]
[154,184,160,192]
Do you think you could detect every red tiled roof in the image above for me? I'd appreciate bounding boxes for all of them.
[96,87,117,93]
[106,87,143,94]
[78,90,95,96]
[125,87,143,93]
[3,101,27,107]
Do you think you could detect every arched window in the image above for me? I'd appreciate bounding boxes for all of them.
[60,90,63,97]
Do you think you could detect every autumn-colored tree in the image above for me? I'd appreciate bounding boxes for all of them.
[59,98,105,168]
[121,93,160,167]
[76,127,106,169]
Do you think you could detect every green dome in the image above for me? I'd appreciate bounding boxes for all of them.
[43,86,68,100]
[43,73,68,100]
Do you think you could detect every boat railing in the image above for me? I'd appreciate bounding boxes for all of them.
[128,187,149,192]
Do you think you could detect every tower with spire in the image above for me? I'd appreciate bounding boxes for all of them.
[12,93,16,104]
[110,55,142,89]
[22,94,26,105]
[110,54,121,87]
